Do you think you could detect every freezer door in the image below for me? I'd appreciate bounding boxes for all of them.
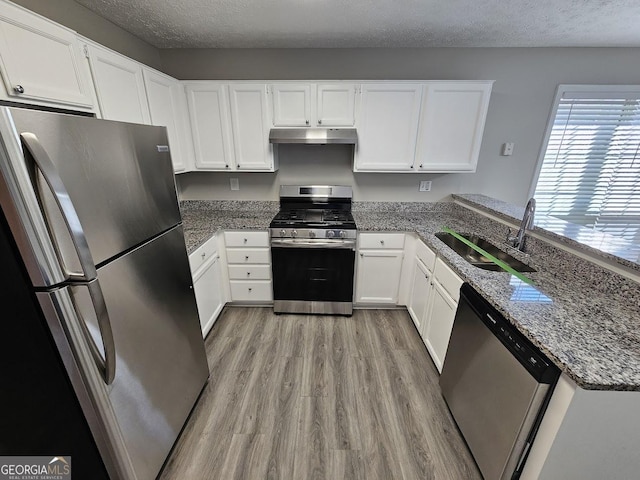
[44,226,208,480]
[3,106,181,272]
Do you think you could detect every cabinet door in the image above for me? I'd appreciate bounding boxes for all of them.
[317,84,356,126]
[0,2,94,108]
[355,250,404,304]
[185,83,234,170]
[86,43,150,124]
[228,84,274,171]
[407,258,432,332]
[416,82,492,173]
[355,83,422,171]
[143,68,187,173]
[193,253,224,338]
[271,83,312,126]
[424,282,458,373]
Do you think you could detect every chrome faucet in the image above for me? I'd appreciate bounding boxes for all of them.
[507,198,536,251]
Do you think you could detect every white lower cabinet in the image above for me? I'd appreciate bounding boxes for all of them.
[407,257,432,332]
[355,233,405,304]
[408,239,463,373]
[189,234,226,338]
[224,230,273,303]
[422,279,458,372]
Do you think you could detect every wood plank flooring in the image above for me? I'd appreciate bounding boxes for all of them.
[160,307,481,480]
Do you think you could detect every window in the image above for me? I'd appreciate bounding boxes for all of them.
[532,86,640,247]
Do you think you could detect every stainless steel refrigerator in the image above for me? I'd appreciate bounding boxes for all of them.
[0,106,209,479]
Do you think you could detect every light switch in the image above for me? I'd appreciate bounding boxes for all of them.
[230,178,239,191]
[502,142,514,156]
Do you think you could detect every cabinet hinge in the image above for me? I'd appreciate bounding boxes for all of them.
[83,44,90,58]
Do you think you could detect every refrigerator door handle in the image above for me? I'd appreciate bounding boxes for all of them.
[86,278,116,385]
[19,132,97,282]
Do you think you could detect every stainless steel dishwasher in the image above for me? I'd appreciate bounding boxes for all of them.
[440,283,559,480]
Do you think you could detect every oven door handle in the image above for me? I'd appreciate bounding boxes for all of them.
[271,238,356,250]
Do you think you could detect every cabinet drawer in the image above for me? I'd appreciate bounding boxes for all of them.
[226,248,270,264]
[230,280,273,302]
[224,231,269,247]
[189,234,219,273]
[415,239,436,272]
[434,257,463,302]
[359,233,405,250]
[228,264,271,280]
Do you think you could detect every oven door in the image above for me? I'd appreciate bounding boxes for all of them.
[271,239,355,315]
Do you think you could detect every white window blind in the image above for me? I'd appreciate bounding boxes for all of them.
[533,88,640,246]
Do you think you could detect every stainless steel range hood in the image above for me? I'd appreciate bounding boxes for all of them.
[269,128,357,145]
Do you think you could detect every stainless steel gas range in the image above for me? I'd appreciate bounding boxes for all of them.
[270,185,357,315]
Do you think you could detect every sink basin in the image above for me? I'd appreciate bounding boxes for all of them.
[435,232,537,273]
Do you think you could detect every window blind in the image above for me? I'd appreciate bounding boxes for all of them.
[534,90,640,246]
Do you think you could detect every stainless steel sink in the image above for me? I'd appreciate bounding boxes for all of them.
[435,232,537,273]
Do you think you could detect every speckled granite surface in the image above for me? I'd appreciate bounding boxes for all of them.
[182,199,640,391]
[180,200,278,253]
[453,193,640,270]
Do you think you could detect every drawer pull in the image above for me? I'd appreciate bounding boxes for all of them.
[247,272,251,277]
[248,287,252,292]
[380,240,385,245]
[245,255,249,261]
[244,238,248,243]
[201,252,206,259]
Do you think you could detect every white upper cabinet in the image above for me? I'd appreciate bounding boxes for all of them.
[228,84,274,171]
[317,84,356,126]
[85,42,150,124]
[185,83,234,170]
[0,1,94,109]
[143,68,194,173]
[271,83,312,126]
[416,82,492,173]
[354,83,423,172]
[270,82,356,127]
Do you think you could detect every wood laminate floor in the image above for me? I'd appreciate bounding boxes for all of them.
[160,307,482,480]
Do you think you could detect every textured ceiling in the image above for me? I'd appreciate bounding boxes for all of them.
[74,0,640,48]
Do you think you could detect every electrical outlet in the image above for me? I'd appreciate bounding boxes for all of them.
[230,178,239,191]
[502,142,515,156]
[419,181,432,192]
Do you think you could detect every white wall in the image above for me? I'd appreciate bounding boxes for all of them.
[177,144,461,201]
[167,48,640,205]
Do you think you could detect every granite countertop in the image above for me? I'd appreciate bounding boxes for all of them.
[181,198,640,391]
[180,200,279,253]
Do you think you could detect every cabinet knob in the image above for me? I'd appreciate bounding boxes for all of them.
[318,119,322,125]
[245,255,249,260]
[248,287,252,292]
[247,272,251,277]
[380,240,385,245]
[243,238,248,243]
[305,120,309,125]
[360,253,363,257]
[419,164,423,168]
[13,85,24,94]
[201,252,206,259]
[237,164,240,168]
[410,165,414,169]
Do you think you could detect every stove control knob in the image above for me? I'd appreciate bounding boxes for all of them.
[339,230,347,238]
[280,229,286,237]
[326,230,336,238]
[291,229,298,238]
[308,230,316,238]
